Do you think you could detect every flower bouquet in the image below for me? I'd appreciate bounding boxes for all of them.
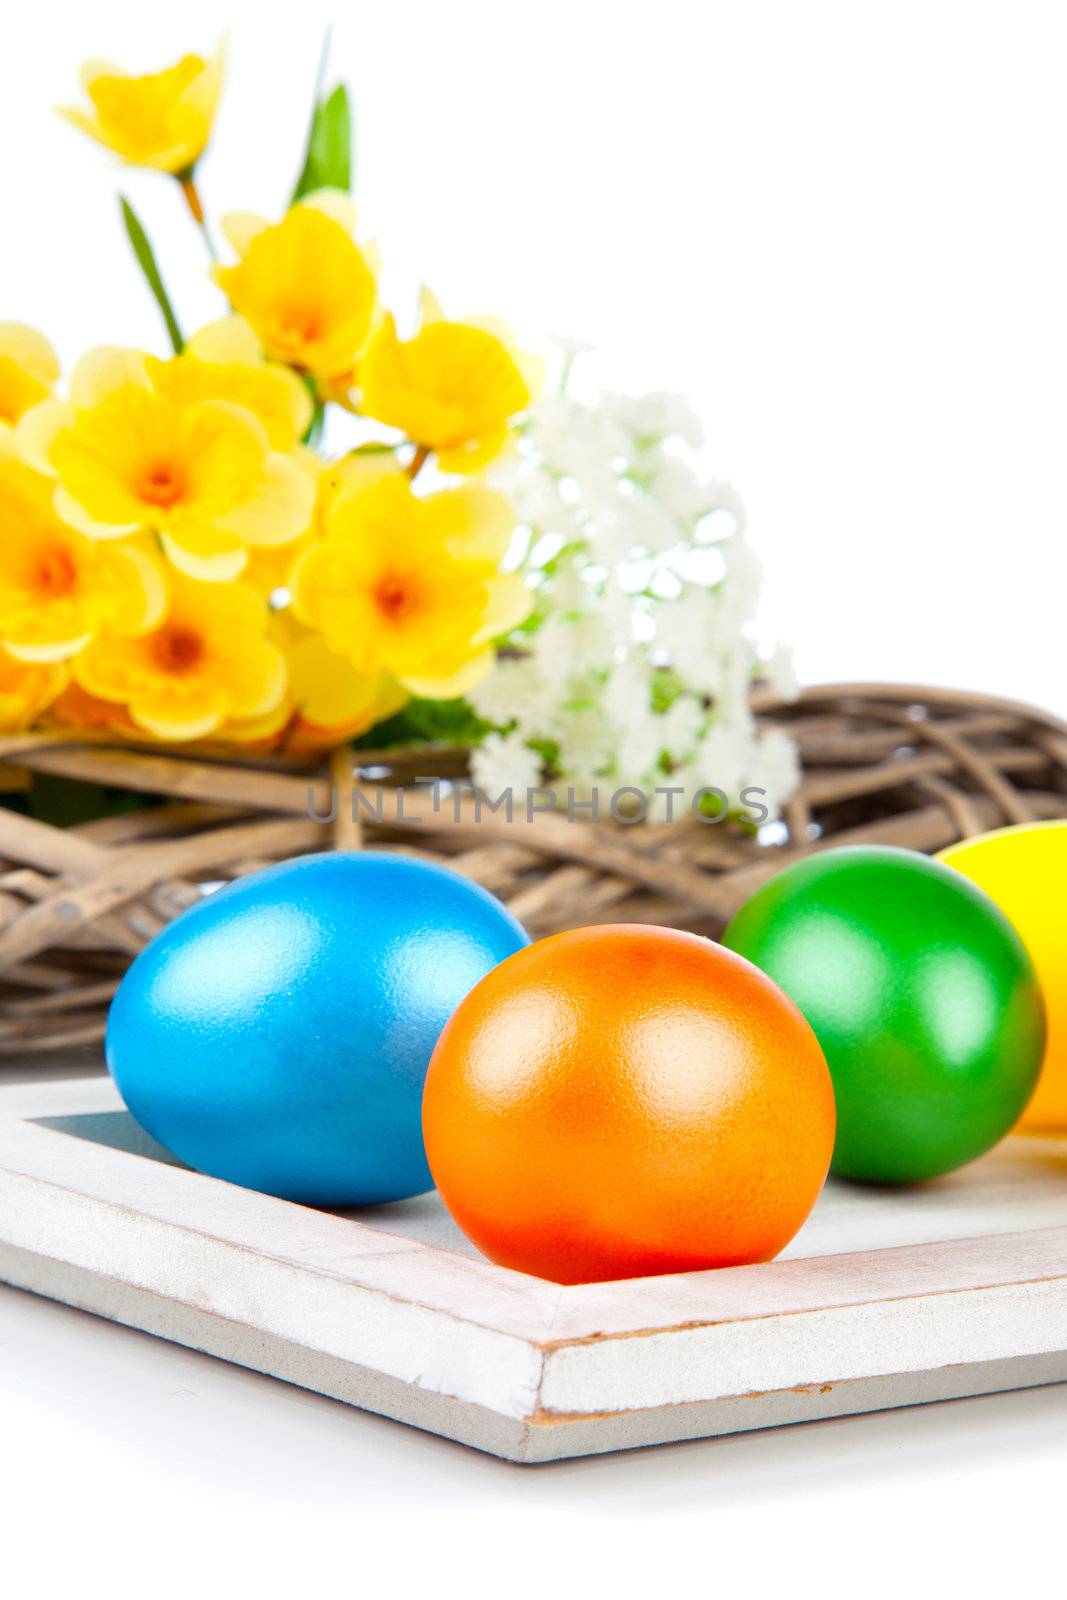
[3,38,1054,1054]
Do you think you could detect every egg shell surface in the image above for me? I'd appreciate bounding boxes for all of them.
[938,820,1067,1131]
[423,923,836,1284]
[723,845,1045,1183]
[106,851,529,1205]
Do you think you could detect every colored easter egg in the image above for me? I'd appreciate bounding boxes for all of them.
[422,924,835,1284]
[938,820,1067,1131]
[723,845,1045,1184]
[106,852,528,1205]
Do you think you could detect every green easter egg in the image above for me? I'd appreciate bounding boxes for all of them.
[723,845,1045,1184]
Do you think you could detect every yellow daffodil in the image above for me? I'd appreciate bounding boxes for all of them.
[16,347,316,582]
[0,460,165,661]
[291,473,530,697]
[359,289,541,473]
[74,574,287,741]
[155,317,314,449]
[0,325,59,446]
[0,651,67,732]
[58,46,224,174]
[213,193,379,378]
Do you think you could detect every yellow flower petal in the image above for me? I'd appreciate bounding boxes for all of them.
[424,485,516,563]
[13,397,70,477]
[160,525,248,582]
[79,59,121,92]
[399,650,495,699]
[436,425,511,476]
[3,632,93,664]
[233,642,288,719]
[113,544,169,634]
[318,449,404,520]
[240,534,314,599]
[213,452,317,547]
[418,285,446,326]
[287,631,405,729]
[221,211,271,256]
[219,697,294,746]
[0,650,68,732]
[472,572,534,645]
[0,325,60,432]
[299,187,360,236]
[53,488,143,540]
[0,324,60,388]
[185,314,262,364]
[129,686,230,741]
[70,345,152,410]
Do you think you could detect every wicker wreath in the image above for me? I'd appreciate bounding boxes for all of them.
[2,680,1066,1057]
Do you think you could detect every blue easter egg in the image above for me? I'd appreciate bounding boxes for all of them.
[105,852,528,1205]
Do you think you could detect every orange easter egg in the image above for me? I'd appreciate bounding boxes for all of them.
[422,924,835,1284]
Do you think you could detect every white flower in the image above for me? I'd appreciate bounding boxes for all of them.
[603,391,704,448]
[664,585,722,690]
[467,657,549,733]
[717,651,759,725]
[644,451,718,522]
[551,334,597,361]
[742,729,802,817]
[697,480,748,538]
[617,491,681,556]
[603,657,649,727]
[659,693,706,763]
[599,574,640,639]
[527,396,629,494]
[470,373,796,824]
[615,718,664,785]
[763,642,799,701]
[509,471,583,541]
[717,539,763,623]
[470,731,545,800]
[556,708,616,787]
[694,720,750,801]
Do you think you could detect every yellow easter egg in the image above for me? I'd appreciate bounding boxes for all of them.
[938,820,1067,1130]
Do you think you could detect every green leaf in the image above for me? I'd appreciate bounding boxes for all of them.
[354,697,493,752]
[291,83,353,202]
[119,196,184,354]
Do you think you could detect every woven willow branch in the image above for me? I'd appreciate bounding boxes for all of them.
[3,681,1066,1055]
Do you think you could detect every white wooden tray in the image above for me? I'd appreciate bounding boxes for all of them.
[3,1075,1067,1462]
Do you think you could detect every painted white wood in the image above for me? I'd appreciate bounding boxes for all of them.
[3,1076,1067,1462]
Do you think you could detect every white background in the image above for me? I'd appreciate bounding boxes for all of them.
[3,1,1067,1591]
[4,0,1067,703]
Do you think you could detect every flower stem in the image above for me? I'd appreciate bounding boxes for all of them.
[178,172,217,260]
[406,444,430,481]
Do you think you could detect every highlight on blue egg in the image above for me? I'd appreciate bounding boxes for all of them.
[105,852,529,1206]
